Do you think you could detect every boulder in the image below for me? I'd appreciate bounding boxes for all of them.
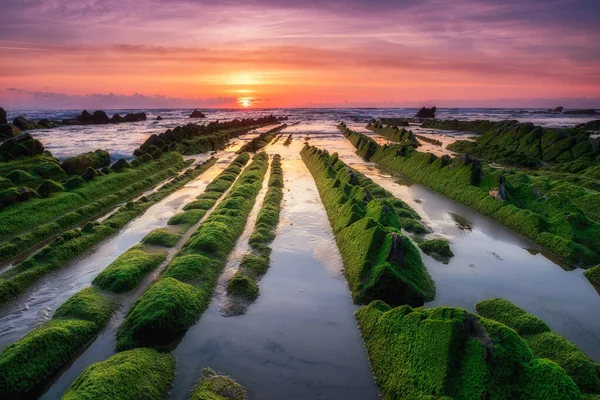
[81,167,97,181]
[575,120,600,131]
[60,149,111,175]
[0,186,34,208]
[415,106,437,118]
[91,110,110,124]
[548,106,563,113]
[13,116,43,130]
[0,132,45,161]
[0,124,21,139]
[156,116,163,121]
[563,109,598,115]
[37,118,55,128]
[111,158,130,172]
[0,107,6,124]
[36,179,64,197]
[189,109,206,118]
[122,112,146,122]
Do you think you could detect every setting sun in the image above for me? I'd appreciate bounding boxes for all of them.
[239,98,251,107]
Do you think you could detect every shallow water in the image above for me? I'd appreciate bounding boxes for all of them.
[0,154,228,352]
[5,107,597,161]
[2,110,600,398]
[169,138,378,399]
[306,126,600,362]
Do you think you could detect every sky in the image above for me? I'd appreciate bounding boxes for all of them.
[0,0,599,109]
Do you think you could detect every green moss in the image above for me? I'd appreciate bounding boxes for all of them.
[584,264,600,286]
[476,298,600,394]
[93,245,168,293]
[36,179,64,197]
[142,228,180,247]
[356,301,582,400]
[302,145,435,307]
[190,368,248,400]
[418,239,454,263]
[339,124,600,267]
[227,275,259,301]
[236,124,287,153]
[0,155,215,305]
[61,348,176,400]
[60,149,110,175]
[0,288,118,397]
[475,298,550,336]
[117,153,269,349]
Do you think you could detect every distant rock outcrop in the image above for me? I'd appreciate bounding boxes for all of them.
[156,116,163,121]
[563,109,598,115]
[13,116,44,130]
[63,110,146,125]
[415,107,437,118]
[0,108,6,124]
[576,119,600,131]
[189,109,206,118]
[548,106,563,113]
[37,119,55,128]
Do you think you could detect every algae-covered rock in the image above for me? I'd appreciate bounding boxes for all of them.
[356,301,583,399]
[64,175,85,190]
[110,158,130,172]
[36,179,64,197]
[418,238,454,263]
[584,264,600,286]
[31,161,67,180]
[60,149,110,175]
[190,368,248,400]
[61,348,176,400]
[227,275,259,301]
[12,116,43,130]
[0,123,21,139]
[81,167,97,181]
[476,298,600,394]
[577,120,600,131]
[0,132,45,161]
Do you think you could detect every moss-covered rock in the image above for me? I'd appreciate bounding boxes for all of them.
[36,179,64,197]
[142,228,180,247]
[418,239,454,263]
[190,368,248,400]
[584,264,600,286]
[356,301,583,399]
[93,245,168,293]
[302,145,435,307]
[476,298,600,394]
[60,149,110,175]
[0,288,118,398]
[227,275,259,301]
[61,348,176,400]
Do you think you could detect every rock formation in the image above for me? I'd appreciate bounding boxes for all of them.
[415,106,437,118]
[189,109,206,118]
[0,107,6,124]
[563,109,598,115]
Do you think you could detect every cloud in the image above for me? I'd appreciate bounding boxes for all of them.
[3,88,237,109]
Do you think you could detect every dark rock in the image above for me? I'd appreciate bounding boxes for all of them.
[415,107,437,118]
[133,148,146,157]
[548,106,563,113]
[13,116,43,130]
[36,179,64,197]
[458,153,475,166]
[60,149,110,175]
[576,120,600,131]
[0,186,34,209]
[64,175,84,190]
[563,109,598,115]
[386,233,408,266]
[189,109,206,118]
[111,158,130,172]
[37,118,55,128]
[0,108,6,124]
[101,167,111,174]
[122,112,146,122]
[0,124,21,139]
[111,114,124,123]
[156,116,163,120]
[81,167,97,181]
[497,174,507,201]
[0,132,45,161]
[91,110,110,124]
